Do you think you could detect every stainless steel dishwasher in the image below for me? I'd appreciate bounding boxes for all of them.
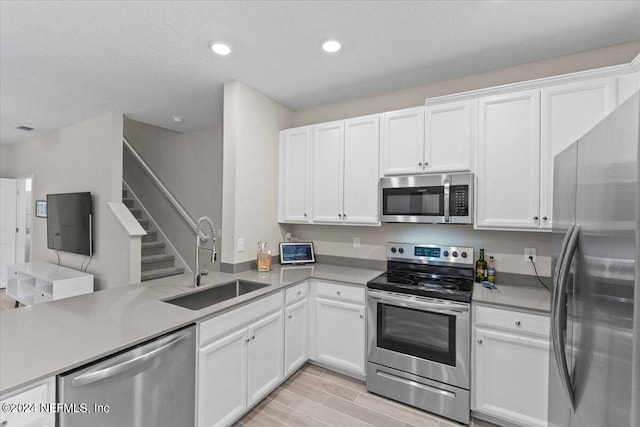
[58,325,196,427]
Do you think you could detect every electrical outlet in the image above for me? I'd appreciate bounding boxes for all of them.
[237,238,244,252]
[353,237,361,248]
[525,247,536,262]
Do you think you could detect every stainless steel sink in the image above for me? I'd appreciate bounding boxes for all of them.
[164,280,269,310]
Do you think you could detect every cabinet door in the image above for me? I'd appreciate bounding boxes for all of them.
[247,310,284,406]
[425,100,474,172]
[315,298,365,375]
[476,90,541,230]
[0,378,55,427]
[343,115,380,224]
[284,298,308,376]
[380,107,425,175]
[198,328,248,427]
[279,127,311,222]
[311,122,344,223]
[540,78,615,230]
[473,328,549,427]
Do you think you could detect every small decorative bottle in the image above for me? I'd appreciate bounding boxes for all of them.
[487,256,496,284]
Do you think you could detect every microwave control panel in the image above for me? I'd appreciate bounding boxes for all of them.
[450,185,469,216]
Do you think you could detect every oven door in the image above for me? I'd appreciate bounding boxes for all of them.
[366,289,470,389]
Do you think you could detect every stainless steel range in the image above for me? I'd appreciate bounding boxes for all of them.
[366,242,474,425]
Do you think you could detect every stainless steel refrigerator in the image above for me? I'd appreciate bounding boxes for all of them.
[549,91,639,427]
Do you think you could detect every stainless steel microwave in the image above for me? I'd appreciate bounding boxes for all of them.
[380,172,473,224]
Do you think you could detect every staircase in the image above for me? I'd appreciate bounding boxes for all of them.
[122,188,185,281]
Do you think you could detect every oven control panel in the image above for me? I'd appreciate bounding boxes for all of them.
[387,243,474,266]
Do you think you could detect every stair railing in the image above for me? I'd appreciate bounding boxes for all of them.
[123,137,207,240]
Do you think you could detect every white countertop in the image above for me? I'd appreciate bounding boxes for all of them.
[0,263,382,395]
[472,282,552,314]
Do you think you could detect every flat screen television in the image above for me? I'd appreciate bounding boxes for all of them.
[47,192,93,256]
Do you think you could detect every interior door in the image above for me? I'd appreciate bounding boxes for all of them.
[0,178,17,288]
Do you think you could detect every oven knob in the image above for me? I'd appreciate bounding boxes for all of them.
[443,250,449,257]
[390,247,397,253]
[398,247,404,254]
[461,252,468,258]
[452,251,458,258]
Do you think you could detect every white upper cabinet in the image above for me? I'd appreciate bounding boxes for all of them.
[279,127,311,222]
[343,115,380,224]
[310,115,380,225]
[425,100,475,172]
[380,107,425,175]
[617,71,639,105]
[476,89,541,230]
[312,122,344,223]
[540,77,616,230]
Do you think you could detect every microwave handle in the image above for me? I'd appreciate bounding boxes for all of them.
[443,175,451,223]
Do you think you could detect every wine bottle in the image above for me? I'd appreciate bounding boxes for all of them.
[475,248,488,283]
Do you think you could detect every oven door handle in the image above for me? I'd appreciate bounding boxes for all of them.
[368,290,469,314]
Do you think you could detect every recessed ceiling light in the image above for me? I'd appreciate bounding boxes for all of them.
[211,43,231,56]
[322,39,341,53]
[16,125,34,131]
[172,116,184,123]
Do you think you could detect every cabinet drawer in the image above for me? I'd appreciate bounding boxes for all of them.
[200,292,283,346]
[315,281,365,304]
[285,282,308,305]
[1,378,55,426]
[475,305,549,338]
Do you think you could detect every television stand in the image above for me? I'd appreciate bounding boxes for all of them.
[6,262,94,306]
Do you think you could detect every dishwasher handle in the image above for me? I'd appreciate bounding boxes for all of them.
[71,334,185,388]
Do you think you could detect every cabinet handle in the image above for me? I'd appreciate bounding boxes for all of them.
[533,216,539,221]
[2,420,7,426]
[543,216,548,221]
[515,321,521,326]
[343,213,347,219]
[304,213,307,217]
[288,314,292,320]
[245,338,250,343]
[418,162,423,166]
[477,339,483,344]
[360,314,364,319]
[336,291,341,296]
[297,290,301,296]
[250,335,256,340]
[424,161,429,166]
[338,213,342,218]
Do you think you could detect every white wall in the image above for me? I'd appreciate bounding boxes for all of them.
[294,40,640,126]
[0,112,130,290]
[123,119,223,271]
[287,41,640,277]
[222,81,294,268]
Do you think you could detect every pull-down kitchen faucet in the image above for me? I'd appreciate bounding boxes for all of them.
[195,216,217,287]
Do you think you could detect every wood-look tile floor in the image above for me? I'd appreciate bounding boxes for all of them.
[0,289,17,311]
[235,364,497,427]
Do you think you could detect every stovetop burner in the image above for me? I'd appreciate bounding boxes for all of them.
[367,242,475,303]
[418,282,460,291]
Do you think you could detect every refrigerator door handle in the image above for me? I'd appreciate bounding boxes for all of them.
[71,334,186,387]
[552,223,580,409]
[553,223,575,292]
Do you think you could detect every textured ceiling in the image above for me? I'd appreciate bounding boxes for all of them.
[1,1,640,145]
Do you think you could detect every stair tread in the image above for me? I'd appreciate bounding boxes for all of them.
[141,267,185,282]
[142,241,165,248]
[141,254,175,263]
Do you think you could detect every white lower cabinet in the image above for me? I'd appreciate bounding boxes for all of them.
[312,281,366,377]
[197,293,284,427]
[0,377,55,427]
[284,298,308,376]
[472,305,550,427]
